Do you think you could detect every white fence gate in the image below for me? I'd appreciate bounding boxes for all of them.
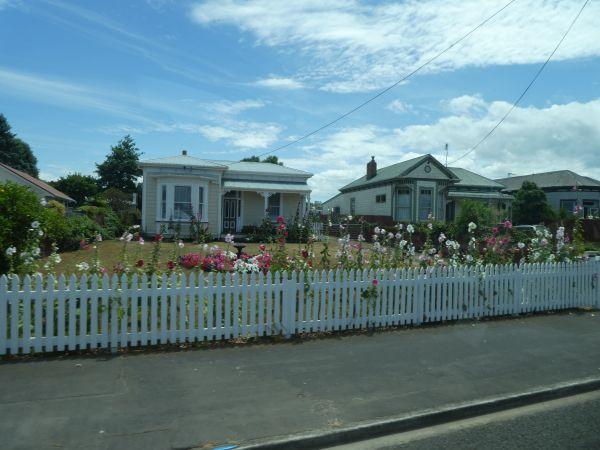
[1,260,598,356]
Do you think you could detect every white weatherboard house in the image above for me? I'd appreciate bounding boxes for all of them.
[322,154,512,222]
[139,151,312,237]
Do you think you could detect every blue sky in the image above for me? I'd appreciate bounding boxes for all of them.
[1,0,599,200]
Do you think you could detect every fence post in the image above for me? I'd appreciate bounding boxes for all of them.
[282,271,296,338]
[514,263,523,315]
[415,268,425,325]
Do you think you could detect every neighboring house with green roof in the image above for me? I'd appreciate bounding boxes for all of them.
[139,150,312,237]
[322,154,511,223]
[496,170,600,218]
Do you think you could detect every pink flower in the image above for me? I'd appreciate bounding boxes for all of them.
[259,244,266,251]
[492,227,499,235]
[372,279,378,286]
[276,216,285,224]
[503,220,512,229]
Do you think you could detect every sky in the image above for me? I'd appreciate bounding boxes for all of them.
[0,0,599,201]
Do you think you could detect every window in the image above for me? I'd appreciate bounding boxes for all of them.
[173,185,193,220]
[396,188,411,220]
[375,194,386,203]
[350,197,356,215]
[560,199,577,214]
[267,193,281,220]
[333,206,341,215]
[419,188,433,221]
[583,199,599,217]
[198,186,205,220]
[160,185,167,219]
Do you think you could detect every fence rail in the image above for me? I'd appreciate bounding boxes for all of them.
[1,260,599,356]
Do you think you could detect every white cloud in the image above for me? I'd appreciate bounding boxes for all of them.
[201,99,266,115]
[254,76,304,89]
[283,96,600,200]
[198,121,282,148]
[444,94,487,115]
[190,0,600,93]
[386,99,412,114]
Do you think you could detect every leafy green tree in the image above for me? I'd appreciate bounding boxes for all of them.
[96,135,142,192]
[512,181,556,225]
[0,114,39,177]
[241,154,283,165]
[50,173,99,204]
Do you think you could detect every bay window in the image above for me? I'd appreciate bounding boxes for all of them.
[157,182,207,221]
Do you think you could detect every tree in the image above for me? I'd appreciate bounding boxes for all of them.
[241,155,283,165]
[96,135,142,193]
[512,181,556,225]
[0,114,39,177]
[50,173,99,204]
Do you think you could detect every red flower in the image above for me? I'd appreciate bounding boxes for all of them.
[167,260,175,270]
[154,234,163,242]
[301,249,309,259]
[136,259,144,267]
[259,244,266,251]
[372,279,379,286]
[284,231,288,237]
[276,216,285,224]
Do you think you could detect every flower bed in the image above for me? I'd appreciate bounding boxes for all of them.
[3,213,588,278]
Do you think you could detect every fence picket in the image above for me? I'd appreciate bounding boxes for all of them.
[0,276,7,355]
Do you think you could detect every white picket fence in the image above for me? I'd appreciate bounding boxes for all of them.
[1,260,599,356]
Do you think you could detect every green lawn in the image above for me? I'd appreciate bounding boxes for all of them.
[43,239,343,275]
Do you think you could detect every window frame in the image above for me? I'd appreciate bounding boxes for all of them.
[350,197,356,215]
[156,181,208,222]
[375,194,387,203]
[267,192,282,221]
[395,187,411,221]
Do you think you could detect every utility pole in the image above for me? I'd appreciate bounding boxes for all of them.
[444,143,448,167]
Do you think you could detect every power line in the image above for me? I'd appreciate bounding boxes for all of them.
[256,0,520,158]
[448,0,589,165]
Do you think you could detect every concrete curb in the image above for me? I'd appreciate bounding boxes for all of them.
[236,377,600,450]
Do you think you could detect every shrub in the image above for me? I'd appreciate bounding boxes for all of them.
[454,200,495,239]
[0,182,46,274]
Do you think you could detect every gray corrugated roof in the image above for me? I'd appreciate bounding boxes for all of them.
[496,170,600,191]
[447,190,513,200]
[341,154,459,191]
[139,155,228,168]
[140,154,311,176]
[223,180,310,193]
[0,163,75,202]
[449,167,505,189]
[213,160,311,176]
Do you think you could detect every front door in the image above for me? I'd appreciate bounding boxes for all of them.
[223,191,241,233]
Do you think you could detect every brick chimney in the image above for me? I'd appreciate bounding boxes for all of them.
[366,156,377,180]
[182,149,188,156]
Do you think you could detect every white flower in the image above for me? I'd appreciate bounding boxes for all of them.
[427,223,433,230]
[399,239,407,248]
[540,238,548,247]
[38,229,44,237]
[374,227,380,234]
[132,225,140,229]
[466,255,474,263]
[468,222,477,232]
[178,240,184,248]
[31,221,40,229]
[517,242,525,249]
[380,228,386,234]
[32,247,41,257]
[396,223,403,230]
[224,233,235,244]
[40,198,47,206]
[438,233,446,243]
[395,232,401,239]
[387,232,394,239]
[202,244,209,251]
[347,215,353,221]
[5,246,17,256]
[96,234,103,242]
[357,234,365,242]
[76,262,90,271]
[406,224,414,234]
[126,233,133,242]
[428,247,437,255]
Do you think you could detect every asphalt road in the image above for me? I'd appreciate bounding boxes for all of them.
[329,390,600,450]
[2,312,600,449]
